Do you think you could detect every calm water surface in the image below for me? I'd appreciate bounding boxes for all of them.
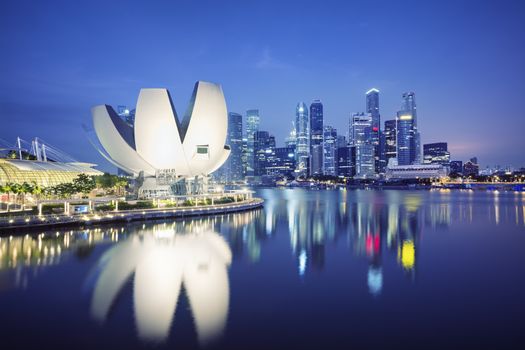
[1,189,525,349]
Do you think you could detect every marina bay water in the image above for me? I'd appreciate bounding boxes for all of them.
[1,188,524,349]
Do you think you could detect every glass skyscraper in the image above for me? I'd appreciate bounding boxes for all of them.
[309,100,323,176]
[349,112,375,179]
[226,112,243,181]
[253,130,274,177]
[295,102,309,177]
[366,89,382,173]
[323,126,337,176]
[245,109,260,177]
[396,92,419,165]
[384,119,397,167]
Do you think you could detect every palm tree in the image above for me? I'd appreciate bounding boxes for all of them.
[20,182,34,207]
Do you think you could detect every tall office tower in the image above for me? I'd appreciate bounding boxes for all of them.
[309,100,323,176]
[383,119,397,167]
[397,92,421,164]
[241,137,248,178]
[337,145,356,178]
[295,102,310,177]
[285,122,297,148]
[245,109,260,177]
[226,112,244,181]
[323,126,337,176]
[423,142,450,166]
[266,146,296,179]
[310,145,324,176]
[253,130,273,176]
[366,88,382,173]
[336,135,347,148]
[349,113,375,179]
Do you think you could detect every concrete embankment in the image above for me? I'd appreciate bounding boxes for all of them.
[0,198,264,233]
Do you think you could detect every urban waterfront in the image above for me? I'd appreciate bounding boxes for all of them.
[1,188,524,349]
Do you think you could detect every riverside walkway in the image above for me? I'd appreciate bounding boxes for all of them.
[0,197,264,232]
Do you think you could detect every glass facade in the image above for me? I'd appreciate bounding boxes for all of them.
[295,102,309,177]
[349,113,375,179]
[245,109,260,177]
[366,89,382,173]
[423,142,450,166]
[384,119,397,166]
[0,159,101,187]
[227,112,243,181]
[309,100,323,176]
[323,126,337,176]
[397,92,420,165]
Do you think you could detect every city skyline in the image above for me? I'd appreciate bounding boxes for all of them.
[1,0,524,170]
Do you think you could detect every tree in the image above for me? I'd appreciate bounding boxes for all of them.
[73,174,96,196]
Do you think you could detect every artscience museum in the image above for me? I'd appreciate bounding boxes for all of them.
[90,81,231,197]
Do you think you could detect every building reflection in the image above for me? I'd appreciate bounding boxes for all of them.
[0,228,124,290]
[89,221,232,346]
[257,189,450,291]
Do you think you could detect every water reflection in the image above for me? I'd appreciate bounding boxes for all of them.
[90,222,232,346]
[0,189,524,348]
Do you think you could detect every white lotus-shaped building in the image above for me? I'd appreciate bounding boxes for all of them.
[91,81,230,178]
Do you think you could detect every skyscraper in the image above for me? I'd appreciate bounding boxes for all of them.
[245,109,260,177]
[309,100,323,176]
[349,112,375,179]
[295,102,309,177]
[395,92,420,165]
[384,119,397,166]
[285,122,297,148]
[397,92,420,165]
[226,112,243,181]
[366,88,382,173]
[253,130,274,177]
[323,126,337,176]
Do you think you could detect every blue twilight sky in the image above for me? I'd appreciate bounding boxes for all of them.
[1,0,524,171]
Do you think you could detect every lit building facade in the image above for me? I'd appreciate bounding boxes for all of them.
[366,88,382,173]
[384,119,397,166]
[397,92,420,165]
[309,100,323,176]
[323,126,337,176]
[253,131,275,177]
[349,113,375,179]
[336,145,355,178]
[295,102,309,177]
[222,112,244,182]
[245,109,260,177]
[0,159,101,187]
[385,164,448,180]
[423,142,450,167]
[266,147,296,179]
[90,81,231,196]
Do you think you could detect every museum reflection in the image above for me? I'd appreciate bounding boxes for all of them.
[0,189,524,336]
[90,221,232,346]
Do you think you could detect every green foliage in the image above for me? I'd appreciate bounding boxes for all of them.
[94,173,129,193]
[73,174,96,194]
[116,201,154,210]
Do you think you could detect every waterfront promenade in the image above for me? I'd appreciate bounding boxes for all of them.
[0,197,264,232]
